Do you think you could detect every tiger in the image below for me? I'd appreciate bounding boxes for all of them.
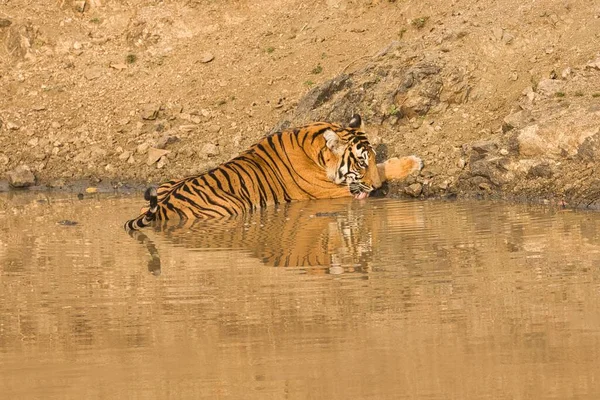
[124,114,422,232]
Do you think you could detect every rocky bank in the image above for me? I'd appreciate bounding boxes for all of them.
[1,0,600,208]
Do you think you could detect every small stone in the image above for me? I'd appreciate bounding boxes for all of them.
[517,125,545,157]
[73,0,86,12]
[7,165,36,188]
[51,121,62,129]
[502,32,515,44]
[536,78,564,97]
[156,155,168,169]
[84,67,102,80]
[127,155,136,164]
[207,124,221,133]
[32,104,46,111]
[478,182,492,191]
[500,148,509,156]
[7,121,20,130]
[0,18,12,28]
[141,104,161,120]
[471,140,498,156]
[147,148,170,165]
[502,110,532,132]
[527,162,553,179]
[110,63,128,70]
[586,57,600,70]
[86,187,98,194]
[0,153,9,166]
[405,183,423,197]
[27,138,39,147]
[119,150,131,161]
[136,142,150,154]
[561,67,572,78]
[179,124,197,132]
[201,143,220,158]
[73,41,82,50]
[155,135,180,149]
[201,52,215,63]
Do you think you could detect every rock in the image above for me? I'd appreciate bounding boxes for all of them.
[404,183,422,197]
[0,19,12,28]
[84,67,102,80]
[86,187,98,194]
[155,134,180,149]
[118,150,131,161]
[470,157,509,185]
[201,52,215,63]
[0,153,9,165]
[73,1,87,12]
[586,57,600,70]
[137,143,150,154]
[32,104,46,111]
[51,121,62,129]
[147,148,170,165]
[179,124,197,132]
[201,143,220,158]
[207,124,221,133]
[535,79,564,97]
[73,150,91,163]
[141,104,161,120]
[109,63,128,70]
[517,125,545,157]
[156,155,168,169]
[527,162,554,179]
[471,140,498,156]
[7,165,36,188]
[478,182,492,191]
[295,74,352,116]
[7,121,20,130]
[502,110,532,132]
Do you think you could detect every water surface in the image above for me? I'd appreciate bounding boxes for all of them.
[1,192,599,399]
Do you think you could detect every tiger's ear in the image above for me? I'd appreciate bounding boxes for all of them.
[348,114,362,129]
[323,129,345,155]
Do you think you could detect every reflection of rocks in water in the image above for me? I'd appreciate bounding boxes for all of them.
[138,198,425,275]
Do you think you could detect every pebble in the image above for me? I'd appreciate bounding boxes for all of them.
[155,135,179,149]
[201,143,220,158]
[147,148,170,165]
[51,121,62,129]
[84,67,103,81]
[404,183,423,197]
[0,18,12,28]
[137,142,150,154]
[119,150,131,161]
[7,165,36,188]
[141,104,161,120]
[201,52,215,63]
[0,153,9,165]
[156,156,168,169]
[208,124,221,134]
[7,122,20,130]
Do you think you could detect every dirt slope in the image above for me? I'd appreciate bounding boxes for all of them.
[1,0,600,205]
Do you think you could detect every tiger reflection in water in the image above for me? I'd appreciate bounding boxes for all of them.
[133,198,424,276]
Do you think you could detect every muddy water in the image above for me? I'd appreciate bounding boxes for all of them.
[1,192,600,399]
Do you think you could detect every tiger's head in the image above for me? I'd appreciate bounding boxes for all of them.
[323,114,382,199]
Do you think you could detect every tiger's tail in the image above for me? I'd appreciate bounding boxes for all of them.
[124,187,159,232]
[378,156,423,181]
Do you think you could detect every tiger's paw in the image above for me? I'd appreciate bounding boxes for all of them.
[380,156,423,181]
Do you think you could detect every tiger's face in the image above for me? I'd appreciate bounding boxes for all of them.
[323,126,382,199]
